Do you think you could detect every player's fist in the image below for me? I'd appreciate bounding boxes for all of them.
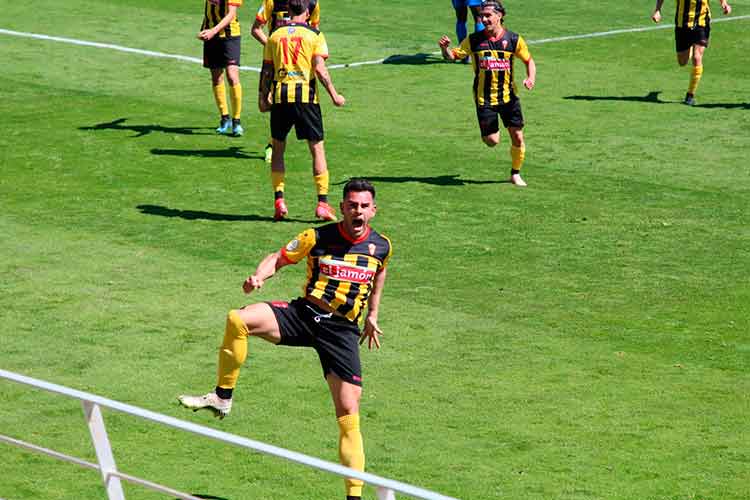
[651,10,662,23]
[439,35,452,48]
[332,94,346,107]
[721,2,731,15]
[242,275,263,294]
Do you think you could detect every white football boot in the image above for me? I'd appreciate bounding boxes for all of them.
[178,392,232,419]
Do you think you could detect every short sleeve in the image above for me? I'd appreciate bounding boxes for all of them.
[310,3,321,27]
[514,36,531,62]
[280,228,317,263]
[256,1,268,23]
[380,235,393,269]
[451,37,472,60]
[314,32,329,59]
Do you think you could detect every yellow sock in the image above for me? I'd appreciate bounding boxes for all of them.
[511,144,526,170]
[230,83,243,119]
[313,171,329,198]
[271,170,285,197]
[337,414,365,498]
[217,310,249,389]
[688,65,703,95]
[212,82,229,117]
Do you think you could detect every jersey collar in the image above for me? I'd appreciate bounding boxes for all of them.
[337,222,371,244]
[485,27,506,42]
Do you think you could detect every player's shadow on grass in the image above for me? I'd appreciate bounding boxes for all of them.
[564,91,667,104]
[137,204,312,223]
[151,146,263,160]
[382,53,444,65]
[344,174,504,186]
[564,92,749,109]
[695,102,750,110]
[79,118,213,137]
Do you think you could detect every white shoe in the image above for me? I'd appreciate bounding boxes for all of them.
[178,392,232,419]
[510,173,527,187]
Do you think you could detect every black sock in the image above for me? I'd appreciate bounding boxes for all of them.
[215,386,233,400]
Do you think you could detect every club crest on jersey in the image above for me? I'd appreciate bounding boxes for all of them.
[368,243,376,256]
[319,258,374,284]
[502,40,508,49]
[287,27,296,34]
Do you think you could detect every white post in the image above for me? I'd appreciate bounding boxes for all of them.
[377,486,397,500]
[82,401,126,500]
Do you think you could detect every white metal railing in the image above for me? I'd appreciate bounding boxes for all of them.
[0,368,458,500]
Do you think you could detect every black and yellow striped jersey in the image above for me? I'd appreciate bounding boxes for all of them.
[674,0,712,28]
[280,222,392,323]
[256,0,321,30]
[202,0,243,38]
[263,23,328,104]
[451,29,531,106]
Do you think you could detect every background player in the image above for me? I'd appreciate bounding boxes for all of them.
[199,0,245,136]
[452,0,484,51]
[439,0,536,187]
[258,0,344,221]
[251,0,322,162]
[652,0,732,106]
[179,178,392,500]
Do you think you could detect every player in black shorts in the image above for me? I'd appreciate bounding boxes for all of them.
[439,1,536,187]
[652,0,732,105]
[179,178,392,500]
[258,0,345,222]
[198,0,245,136]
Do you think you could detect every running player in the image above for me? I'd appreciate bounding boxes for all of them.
[439,0,536,187]
[652,0,732,105]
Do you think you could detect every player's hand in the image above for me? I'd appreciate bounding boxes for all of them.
[242,275,263,294]
[439,35,452,49]
[721,2,731,15]
[523,77,535,90]
[359,317,382,350]
[198,29,215,41]
[332,94,346,107]
[651,10,662,23]
[258,93,272,113]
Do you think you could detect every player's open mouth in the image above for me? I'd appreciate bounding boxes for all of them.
[352,218,364,229]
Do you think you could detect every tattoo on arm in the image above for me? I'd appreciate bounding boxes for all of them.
[260,63,274,95]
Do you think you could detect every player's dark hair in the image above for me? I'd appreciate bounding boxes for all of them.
[343,178,376,199]
[288,0,309,16]
[481,0,506,15]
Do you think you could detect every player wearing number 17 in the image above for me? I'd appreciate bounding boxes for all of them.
[258,0,345,221]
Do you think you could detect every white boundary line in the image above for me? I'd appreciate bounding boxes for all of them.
[2,15,749,72]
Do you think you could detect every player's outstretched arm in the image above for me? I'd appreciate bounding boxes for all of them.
[313,56,345,107]
[242,250,290,294]
[439,35,456,61]
[360,268,387,350]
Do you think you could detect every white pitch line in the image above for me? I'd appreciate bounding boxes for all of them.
[528,14,750,45]
[0,28,260,72]
[2,15,749,72]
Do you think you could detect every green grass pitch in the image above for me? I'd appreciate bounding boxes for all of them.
[1,1,749,499]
